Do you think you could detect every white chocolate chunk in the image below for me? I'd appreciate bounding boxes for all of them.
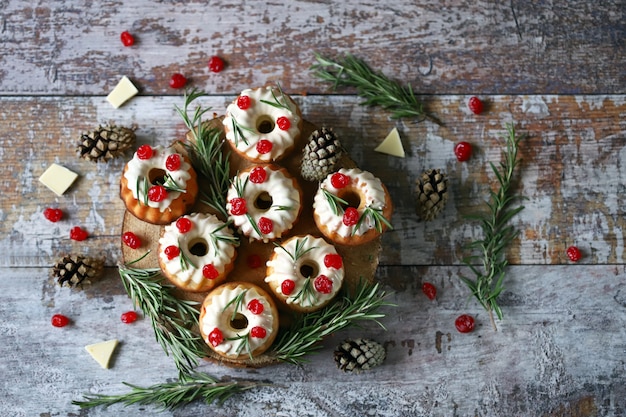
[106,76,138,108]
[39,163,79,196]
[85,339,118,369]
[374,127,405,157]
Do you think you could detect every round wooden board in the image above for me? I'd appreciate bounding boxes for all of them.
[121,117,384,368]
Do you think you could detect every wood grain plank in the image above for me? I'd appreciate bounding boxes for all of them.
[0,0,623,96]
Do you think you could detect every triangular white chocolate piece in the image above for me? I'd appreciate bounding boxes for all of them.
[374,127,405,157]
[85,339,118,369]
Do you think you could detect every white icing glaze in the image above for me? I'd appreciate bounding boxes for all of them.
[122,146,192,212]
[226,165,301,243]
[158,213,238,287]
[201,284,276,357]
[265,235,344,309]
[313,168,388,238]
[223,86,301,161]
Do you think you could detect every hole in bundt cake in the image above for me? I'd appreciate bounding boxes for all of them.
[254,191,273,210]
[230,313,249,330]
[188,238,208,257]
[299,262,319,279]
[338,190,361,210]
[256,116,275,133]
[148,168,167,185]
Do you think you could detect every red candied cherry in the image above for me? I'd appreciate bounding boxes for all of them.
[229,197,247,215]
[455,314,475,333]
[237,95,251,110]
[247,254,262,269]
[120,31,135,47]
[276,116,291,131]
[122,231,141,249]
[566,246,582,262]
[51,314,70,328]
[148,185,168,202]
[249,166,267,184]
[454,141,472,162]
[330,172,350,189]
[323,253,343,269]
[256,139,273,155]
[208,56,225,73]
[43,207,63,223]
[208,328,224,347]
[422,282,437,300]
[258,217,273,234]
[120,311,138,324]
[281,279,296,295]
[468,96,484,115]
[165,153,181,171]
[250,326,267,338]
[176,217,193,233]
[247,299,264,315]
[342,207,360,227]
[202,264,219,280]
[164,245,180,260]
[314,275,333,294]
[136,144,154,160]
[169,73,187,89]
[70,226,88,241]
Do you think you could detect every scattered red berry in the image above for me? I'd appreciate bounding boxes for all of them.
[468,96,484,115]
[165,153,181,171]
[208,56,225,73]
[247,299,264,315]
[69,226,88,241]
[247,254,262,269]
[566,246,582,262]
[169,73,187,89]
[342,207,360,226]
[323,253,343,269]
[164,245,180,260]
[122,231,141,249]
[120,311,138,324]
[455,314,475,333]
[258,217,273,234]
[330,172,350,189]
[256,139,273,155]
[202,264,219,279]
[176,217,193,233]
[276,116,291,131]
[136,144,154,160]
[229,197,247,215]
[43,207,63,222]
[281,279,296,295]
[148,185,168,202]
[208,328,224,347]
[454,141,473,162]
[250,326,267,338]
[120,31,135,47]
[314,275,333,294]
[422,282,437,300]
[237,95,251,110]
[249,166,267,184]
[51,314,70,328]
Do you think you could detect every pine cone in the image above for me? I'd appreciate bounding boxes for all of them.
[334,338,386,373]
[77,124,136,162]
[51,254,105,288]
[301,127,344,182]
[415,169,448,221]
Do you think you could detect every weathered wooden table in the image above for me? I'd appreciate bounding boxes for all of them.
[1,1,625,416]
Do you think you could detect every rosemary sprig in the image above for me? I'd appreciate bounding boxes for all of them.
[322,188,347,215]
[354,206,393,235]
[118,253,205,376]
[271,281,392,364]
[232,175,264,237]
[72,371,266,410]
[291,276,318,306]
[177,240,197,272]
[161,173,186,193]
[176,89,231,219]
[222,289,248,322]
[208,222,240,256]
[311,52,437,123]
[260,84,293,112]
[228,332,253,359]
[230,117,254,147]
[460,124,525,331]
[274,236,317,262]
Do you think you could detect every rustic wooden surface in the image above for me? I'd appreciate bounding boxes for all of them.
[1,1,625,416]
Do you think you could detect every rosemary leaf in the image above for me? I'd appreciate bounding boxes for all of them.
[460,123,525,331]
